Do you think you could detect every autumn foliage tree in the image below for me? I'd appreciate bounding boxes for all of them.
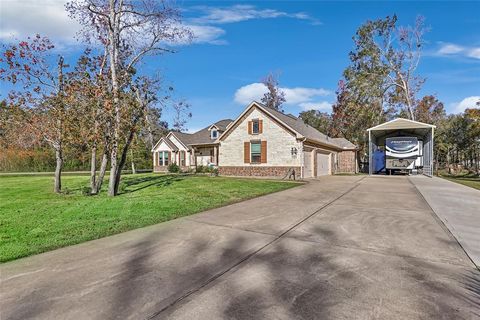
[67,0,192,196]
[0,35,70,193]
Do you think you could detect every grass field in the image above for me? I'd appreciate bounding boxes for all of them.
[438,171,480,190]
[0,173,299,262]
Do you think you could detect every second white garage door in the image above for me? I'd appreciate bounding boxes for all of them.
[316,152,330,176]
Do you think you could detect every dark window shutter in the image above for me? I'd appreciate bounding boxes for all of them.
[248,121,252,134]
[261,141,267,163]
[259,120,263,134]
[244,142,250,163]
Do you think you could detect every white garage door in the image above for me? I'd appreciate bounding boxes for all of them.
[303,151,313,178]
[316,152,330,176]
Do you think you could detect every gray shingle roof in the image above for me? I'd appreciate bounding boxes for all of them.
[173,119,233,147]
[259,103,356,150]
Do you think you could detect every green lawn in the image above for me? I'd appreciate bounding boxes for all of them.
[439,172,480,190]
[0,173,299,262]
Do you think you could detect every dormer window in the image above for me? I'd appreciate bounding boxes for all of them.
[211,129,218,139]
[252,119,260,134]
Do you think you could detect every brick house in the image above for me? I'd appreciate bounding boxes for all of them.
[152,101,357,178]
[151,119,233,172]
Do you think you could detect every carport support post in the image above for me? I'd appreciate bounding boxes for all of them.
[368,130,372,175]
[431,127,435,177]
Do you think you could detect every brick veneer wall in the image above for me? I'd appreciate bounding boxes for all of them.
[219,166,301,179]
[337,151,356,173]
[154,165,168,172]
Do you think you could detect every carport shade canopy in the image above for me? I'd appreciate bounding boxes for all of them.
[367,118,436,176]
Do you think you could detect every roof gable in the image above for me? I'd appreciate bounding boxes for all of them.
[367,118,436,131]
[151,136,179,152]
[219,101,356,150]
[218,101,300,141]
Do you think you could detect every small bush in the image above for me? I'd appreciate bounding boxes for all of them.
[195,165,205,173]
[168,163,180,173]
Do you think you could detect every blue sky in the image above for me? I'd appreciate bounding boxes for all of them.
[1,1,479,132]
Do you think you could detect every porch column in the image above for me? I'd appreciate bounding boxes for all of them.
[214,145,218,165]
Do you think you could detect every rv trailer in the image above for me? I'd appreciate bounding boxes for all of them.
[385,137,421,173]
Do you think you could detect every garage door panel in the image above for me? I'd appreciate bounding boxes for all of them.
[316,152,330,176]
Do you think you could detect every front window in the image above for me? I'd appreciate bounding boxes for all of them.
[250,141,261,163]
[158,151,169,166]
[252,119,259,134]
[180,151,185,166]
[211,130,218,139]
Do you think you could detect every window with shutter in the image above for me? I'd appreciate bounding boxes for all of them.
[261,141,267,163]
[252,119,260,134]
[244,142,250,163]
[250,141,261,163]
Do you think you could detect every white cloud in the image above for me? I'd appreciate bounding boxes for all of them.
[436,42,480,60]
[234,83,268,104]
[191,5,321,25]
[438,44,464,55]
[0,0,80,44]
[187,25,226,45]
[282,87,331,104]
[299,101,332,111]
[452,96,480,113]
[234,82,332,109]
[467,48,480,59]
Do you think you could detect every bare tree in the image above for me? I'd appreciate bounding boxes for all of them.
[172,100,192,132]
[67,0,192,196]
[261,72,286,111]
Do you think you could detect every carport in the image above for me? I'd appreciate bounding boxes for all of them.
[367,118,435,176]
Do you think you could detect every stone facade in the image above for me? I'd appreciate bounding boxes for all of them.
[154,165,168,172]
[219,108,302,167]
[218,166,301,179]
[337,150,356,173]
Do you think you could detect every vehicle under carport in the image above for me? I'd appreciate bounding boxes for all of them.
[367,118,435,176]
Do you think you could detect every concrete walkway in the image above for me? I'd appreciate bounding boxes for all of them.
[409,175,480,268]
[1,176,479,320]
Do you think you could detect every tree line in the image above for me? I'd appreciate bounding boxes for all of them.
[0,0,193,196]
[295,15,479,175]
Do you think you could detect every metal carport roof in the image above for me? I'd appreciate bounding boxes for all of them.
[367,118,436,177]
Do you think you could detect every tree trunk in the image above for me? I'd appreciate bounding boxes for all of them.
[54,145,63,193]
[107,3,121,196]
[89,142,97,193]
[113,128,136,194]
[93,148,109,194]
[131,149,136,174]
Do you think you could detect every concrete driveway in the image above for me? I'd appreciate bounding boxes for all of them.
[1,176,479,320]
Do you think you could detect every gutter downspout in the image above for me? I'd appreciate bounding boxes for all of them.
[300,137,306,179]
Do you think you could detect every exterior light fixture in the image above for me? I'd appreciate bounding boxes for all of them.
[291,147,298,156]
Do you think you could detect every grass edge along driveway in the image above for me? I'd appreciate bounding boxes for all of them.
[0,173,300,262]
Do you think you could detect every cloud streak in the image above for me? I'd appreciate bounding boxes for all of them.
[190,5,321,25]
[234,82,332,111]
[436,42,480,60]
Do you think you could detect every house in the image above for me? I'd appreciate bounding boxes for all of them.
[152,101,357,178]
[151,119,233,172]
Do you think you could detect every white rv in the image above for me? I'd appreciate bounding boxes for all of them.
[385,137,422,173]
